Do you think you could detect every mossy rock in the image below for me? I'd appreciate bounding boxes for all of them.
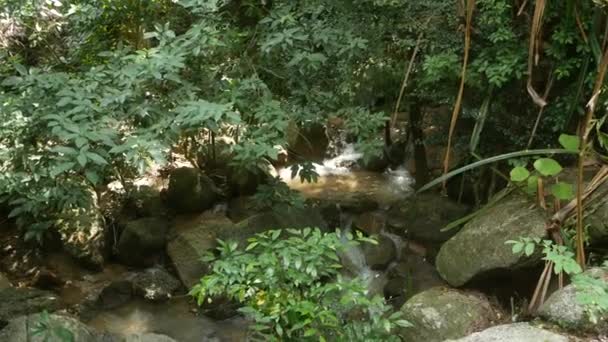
[398,287,501,342]
[538,267,608,334]
[436,193,547,286]
[446,322,569,342]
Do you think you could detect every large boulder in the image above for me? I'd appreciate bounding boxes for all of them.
[166,168,219,214]
[398,287,502,342]
[446,322,569,342]
[167,208,327,288]
[387,193,469,243]
[0,313,95,342]
[117,218,169,267]
[538,267,608,333]
[0,288,60,327]
[167,212,237,288]
[436,193,547,286]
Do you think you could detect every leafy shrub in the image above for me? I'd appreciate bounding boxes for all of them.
[190,228,410,341]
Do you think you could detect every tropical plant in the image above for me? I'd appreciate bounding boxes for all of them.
[190,228,410,341]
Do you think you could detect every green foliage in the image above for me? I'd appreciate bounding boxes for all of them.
[31,311,75,342]
[506,237,582,276]
[190,228,410,341]
[573,265,608,324]
[252,178,305,212]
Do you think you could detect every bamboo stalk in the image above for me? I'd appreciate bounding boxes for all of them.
[442,0,475,191]
[575,46,608,267]
[526,0,548,107]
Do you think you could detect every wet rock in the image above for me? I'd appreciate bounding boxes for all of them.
[167,212,236,288]
[117,218,169,267]
[436,193,546,286]
[30,268,65,290]
[446,322,569,342]
[0,287,60,327]
[288,122,329,162]
[384,255,446,304]
[387,193,469,243]
[126,185,167,218]
[354,211,386,236]
[96,280,133,310]
[398,287,501,342]
[362,235,396,270]
[166,167,220,214]
[358,153,389,172]
[57,199,107,270]
[0,313,95,342]
[538,267,608,333]
[131,267,181,301]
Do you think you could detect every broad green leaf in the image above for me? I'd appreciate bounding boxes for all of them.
[533,158,562,176]
[50,146,78,155]
[551,182,575,200]
[559,134,580,151]
[50,162,76,178]
[85,170,100,185]
[524,243,535,256]
[86,152,108,165]
[77,153,87,167]
[510,166,530,182]
[526,175,539,194]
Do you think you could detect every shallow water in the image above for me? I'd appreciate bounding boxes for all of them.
[86,297,247,342]
[280,144,414,207]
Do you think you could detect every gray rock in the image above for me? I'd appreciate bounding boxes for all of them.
[446,322,569,342]
[166,167,219,214]
[538,267,608,333]
[288,122,329,163]
[167,212,236,288]
[0,287,60,327]
[117,218,169,267]
[387,193,469,243]
[436,193,547,286]
[0,313,95,342]
[131,267,181,301]
[398,287,501,342]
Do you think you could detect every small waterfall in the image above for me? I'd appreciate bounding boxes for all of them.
[338,218,388,297]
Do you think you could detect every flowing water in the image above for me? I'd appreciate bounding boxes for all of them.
[279,144,415,208]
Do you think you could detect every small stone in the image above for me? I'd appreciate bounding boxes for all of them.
[131,267,181,301]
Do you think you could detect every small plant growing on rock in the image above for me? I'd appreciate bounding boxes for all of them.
[508,134,578,203]
[190,228,410,341]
